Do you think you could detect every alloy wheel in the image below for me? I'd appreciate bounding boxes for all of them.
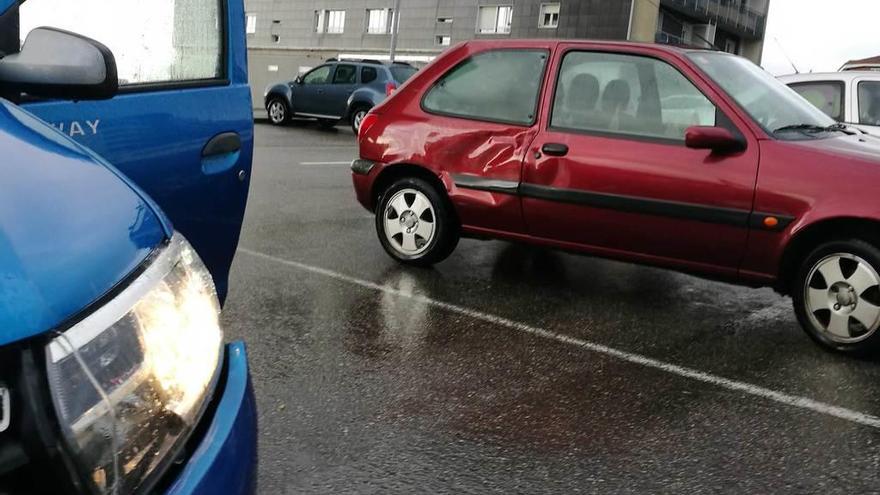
[353,110,367,132]
[268,100,286,124]
[804,253,880,343]
[383,188,436,256]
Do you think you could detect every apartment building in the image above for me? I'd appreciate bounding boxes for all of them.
[243,0,771,108]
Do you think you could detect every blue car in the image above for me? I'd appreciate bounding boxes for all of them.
[264,59,417,133]
[0,0,256,493]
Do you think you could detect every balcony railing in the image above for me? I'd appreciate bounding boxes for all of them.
[660,0,766,38]
[655,32,714,49]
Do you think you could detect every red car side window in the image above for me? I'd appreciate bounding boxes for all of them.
[550,51,717,142]
[422,49,548,126]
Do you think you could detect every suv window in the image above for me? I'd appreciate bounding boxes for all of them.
[333,64,357,84]
[422,49,547,125]
[790,81,844,121]
[18,0,222,86]
[858,81,880,126]
[390,65,417,83]
[361,66,379,84]
[551,51,716,141]
[303,65,331,85]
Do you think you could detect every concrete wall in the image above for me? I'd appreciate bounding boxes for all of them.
[740,39,765,64]
[627,0,659,42]
[244,0,634,51]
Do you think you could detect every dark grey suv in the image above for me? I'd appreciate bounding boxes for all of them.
[264,59,417,133]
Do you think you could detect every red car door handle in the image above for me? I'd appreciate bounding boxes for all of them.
[542,143,569,157]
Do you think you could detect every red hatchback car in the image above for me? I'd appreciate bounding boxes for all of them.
[352,40,880,355]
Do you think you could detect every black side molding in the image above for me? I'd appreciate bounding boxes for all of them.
[519,183,751,228]
[452,174,519,194]
[451,176,795,231]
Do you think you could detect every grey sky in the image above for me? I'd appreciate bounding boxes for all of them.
[762,0,879,75]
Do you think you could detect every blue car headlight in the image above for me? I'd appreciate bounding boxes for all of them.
[45,234,223,494]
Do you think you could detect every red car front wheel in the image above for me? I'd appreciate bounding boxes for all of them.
[793,239,880,354]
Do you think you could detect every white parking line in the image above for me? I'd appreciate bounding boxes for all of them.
[239,247,880,430]
[299,161,352,166]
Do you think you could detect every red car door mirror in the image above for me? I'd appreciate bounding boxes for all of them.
[685,126,745,153]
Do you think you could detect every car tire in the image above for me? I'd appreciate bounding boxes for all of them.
[266,98,288,125]
[375,177,459,267]
[350,106,371,134]
[792,238,880,355]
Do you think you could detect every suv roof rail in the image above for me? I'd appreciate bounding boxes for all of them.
[326,57,387,65]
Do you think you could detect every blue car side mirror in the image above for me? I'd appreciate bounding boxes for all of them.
[0,27,118,100]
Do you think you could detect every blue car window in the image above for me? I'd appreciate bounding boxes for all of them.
[18,0,222,86]
[390,65,417,84]
[303,65,331,85]
[361,66,378,84]
[333,64,357,84]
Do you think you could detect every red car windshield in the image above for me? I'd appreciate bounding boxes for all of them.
[689,51,837,138]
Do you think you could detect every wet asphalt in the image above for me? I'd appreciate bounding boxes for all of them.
[221,121,880,494]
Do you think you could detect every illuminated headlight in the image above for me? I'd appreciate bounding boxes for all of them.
[45,234,223,494]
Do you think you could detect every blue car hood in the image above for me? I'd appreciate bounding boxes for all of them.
[0,100,167,346]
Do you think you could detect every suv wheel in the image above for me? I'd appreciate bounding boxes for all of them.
[267,98,288,125]
[350,107,371,134]
[376,177,459,266]
[793,239,880,354]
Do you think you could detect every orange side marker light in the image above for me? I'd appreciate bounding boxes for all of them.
[763,216,779,229]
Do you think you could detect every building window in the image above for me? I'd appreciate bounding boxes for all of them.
[539,3,559,29]
[314,10,325,33]
[327,10,346,33]
[724,38,738,54]
[367,9,391,34]
[477,5,512,34]
[436,35,451,46]
[246,14,256,34]
[270,19,281,42]
[437,17,453,23]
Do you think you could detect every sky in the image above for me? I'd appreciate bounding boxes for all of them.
[761,0,880,75]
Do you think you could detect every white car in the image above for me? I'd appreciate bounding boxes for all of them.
[780,72,880,136]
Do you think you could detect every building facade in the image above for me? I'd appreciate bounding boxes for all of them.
[245,0,770,108]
